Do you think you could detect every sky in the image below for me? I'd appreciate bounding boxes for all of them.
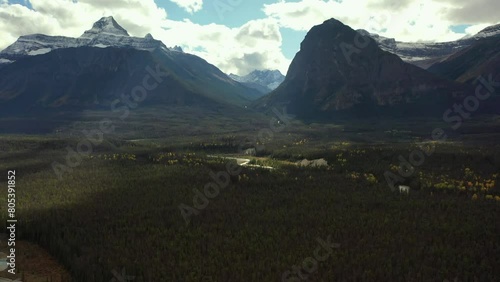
[0,0,499,76]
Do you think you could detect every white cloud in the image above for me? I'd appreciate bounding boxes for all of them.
[158,18,290,75]
[263,0,498,43]
[169,0,203,14]
[0,0,169,42]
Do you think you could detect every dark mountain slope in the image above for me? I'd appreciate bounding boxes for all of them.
[0,46,255,117]
[256,19,476,120]
[428,37,500,84]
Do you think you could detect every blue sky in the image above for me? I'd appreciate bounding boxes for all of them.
[0,0,499,75]
[160,0,307,60]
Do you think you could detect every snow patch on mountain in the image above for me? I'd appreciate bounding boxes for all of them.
[28,48,52,55]
[93,44,109,48]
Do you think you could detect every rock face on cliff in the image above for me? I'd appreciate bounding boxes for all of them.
[256,18,473,120]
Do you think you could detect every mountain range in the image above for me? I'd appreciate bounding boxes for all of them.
[359,23,500,69]
[0,16,498,127]
[0,17,262,117]
[0,17,177,65]
[229,70,285,94]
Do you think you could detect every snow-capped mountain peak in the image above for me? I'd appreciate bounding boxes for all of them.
[472,23,500,39]
[357,22,500,69]
[229,69,285,94]
[172,45,184,52]
[0,16,182,65]
[79,16,129,39]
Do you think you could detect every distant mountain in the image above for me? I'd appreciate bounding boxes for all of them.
[358,23,500,69]
[256,18,476,120]
[428,37,500,84]
[0,16,261,117]
[229,70,285,94]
